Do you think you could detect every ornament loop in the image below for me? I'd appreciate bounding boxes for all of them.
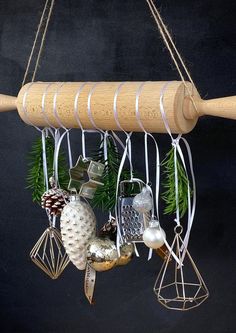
[174,225,183,235]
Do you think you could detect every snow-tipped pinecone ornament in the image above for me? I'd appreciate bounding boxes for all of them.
[60,195,96,270]
[41,177,69,216]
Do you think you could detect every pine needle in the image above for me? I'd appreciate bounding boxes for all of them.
[26,136,70,204]
[161,147,191,218]
[91,135,136,212]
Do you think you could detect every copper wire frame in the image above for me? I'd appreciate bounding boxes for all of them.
[30,227,70,279]
[154,231,209,311]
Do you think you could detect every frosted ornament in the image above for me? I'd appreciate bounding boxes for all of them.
[60,195,96,270]
[133,186,153,213]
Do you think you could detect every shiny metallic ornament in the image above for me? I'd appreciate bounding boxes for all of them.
[133,186,153,213]
[60,195,96,270]
[118,180,149,243]
[115,243,134,266]
[87,237,118,272]
[68,156,105,199]
[143,219,166,249]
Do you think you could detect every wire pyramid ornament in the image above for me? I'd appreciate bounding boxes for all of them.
[154,226,209,311]
[30,226,70,279]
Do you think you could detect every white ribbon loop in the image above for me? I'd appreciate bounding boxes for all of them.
[113,82,136,256]
[74,82,88,159]
[159,82,196,263]
[136,81,174,261]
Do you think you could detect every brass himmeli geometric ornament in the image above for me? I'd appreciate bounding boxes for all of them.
[30,227,70,279]
[154,226,209,311]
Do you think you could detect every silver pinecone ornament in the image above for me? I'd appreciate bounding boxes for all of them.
[60,195,96,270]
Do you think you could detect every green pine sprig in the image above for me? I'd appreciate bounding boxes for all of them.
[161,147,191,218]
[91,136,135,212]
[26,136,69,204]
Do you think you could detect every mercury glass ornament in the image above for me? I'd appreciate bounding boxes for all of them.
[60,195,96,270]
[115,243,134,266]
[133,186,153,213]
[87,237,118,272]
[143,219,166,249]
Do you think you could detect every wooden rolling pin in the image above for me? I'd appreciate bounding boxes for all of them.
[0,81,235,133]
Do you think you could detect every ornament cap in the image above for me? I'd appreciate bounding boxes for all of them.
[69,193,81,202]
[149,219,160,228]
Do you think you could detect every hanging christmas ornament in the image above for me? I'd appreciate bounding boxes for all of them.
[133,186,153,213]
[115,243,134,266]
[154,226,209,311]
[155,244,172,261]
[87,237,118,272]
[68,156,105,199]
[153,82,208,311]
[30,226,70,279]
[60,194,96,270]
[118,180,149,243]
[41,176,69,216]
[99,217,117,241]
[143,219,166,249]
[92,134,135,212]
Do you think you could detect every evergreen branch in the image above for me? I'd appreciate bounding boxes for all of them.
[91,135,136,212]
[26,136,70,204]
[161,147,191,218]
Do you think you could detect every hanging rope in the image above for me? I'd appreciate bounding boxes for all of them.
[22,0,55,86]
[145,0,197,110]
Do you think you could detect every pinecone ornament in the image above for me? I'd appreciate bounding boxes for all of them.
[60,195,96,270]
[41,177,69,216]
[99,218,117,241]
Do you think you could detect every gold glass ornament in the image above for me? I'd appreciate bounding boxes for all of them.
[115,243,134,266]
[87,237,118,272]
[154,226,209,311]
[30,227,70,279]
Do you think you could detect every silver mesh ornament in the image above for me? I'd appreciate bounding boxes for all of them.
[154,226,209,311]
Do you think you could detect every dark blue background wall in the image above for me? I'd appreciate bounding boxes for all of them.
[0,1,236,332]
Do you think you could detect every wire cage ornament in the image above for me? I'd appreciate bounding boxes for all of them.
[30,227,70,279]
[154,226,209,311]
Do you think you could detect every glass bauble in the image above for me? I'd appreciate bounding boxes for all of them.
[87,237,118,272]
[143,220,166,249]
[133,186,153,213]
